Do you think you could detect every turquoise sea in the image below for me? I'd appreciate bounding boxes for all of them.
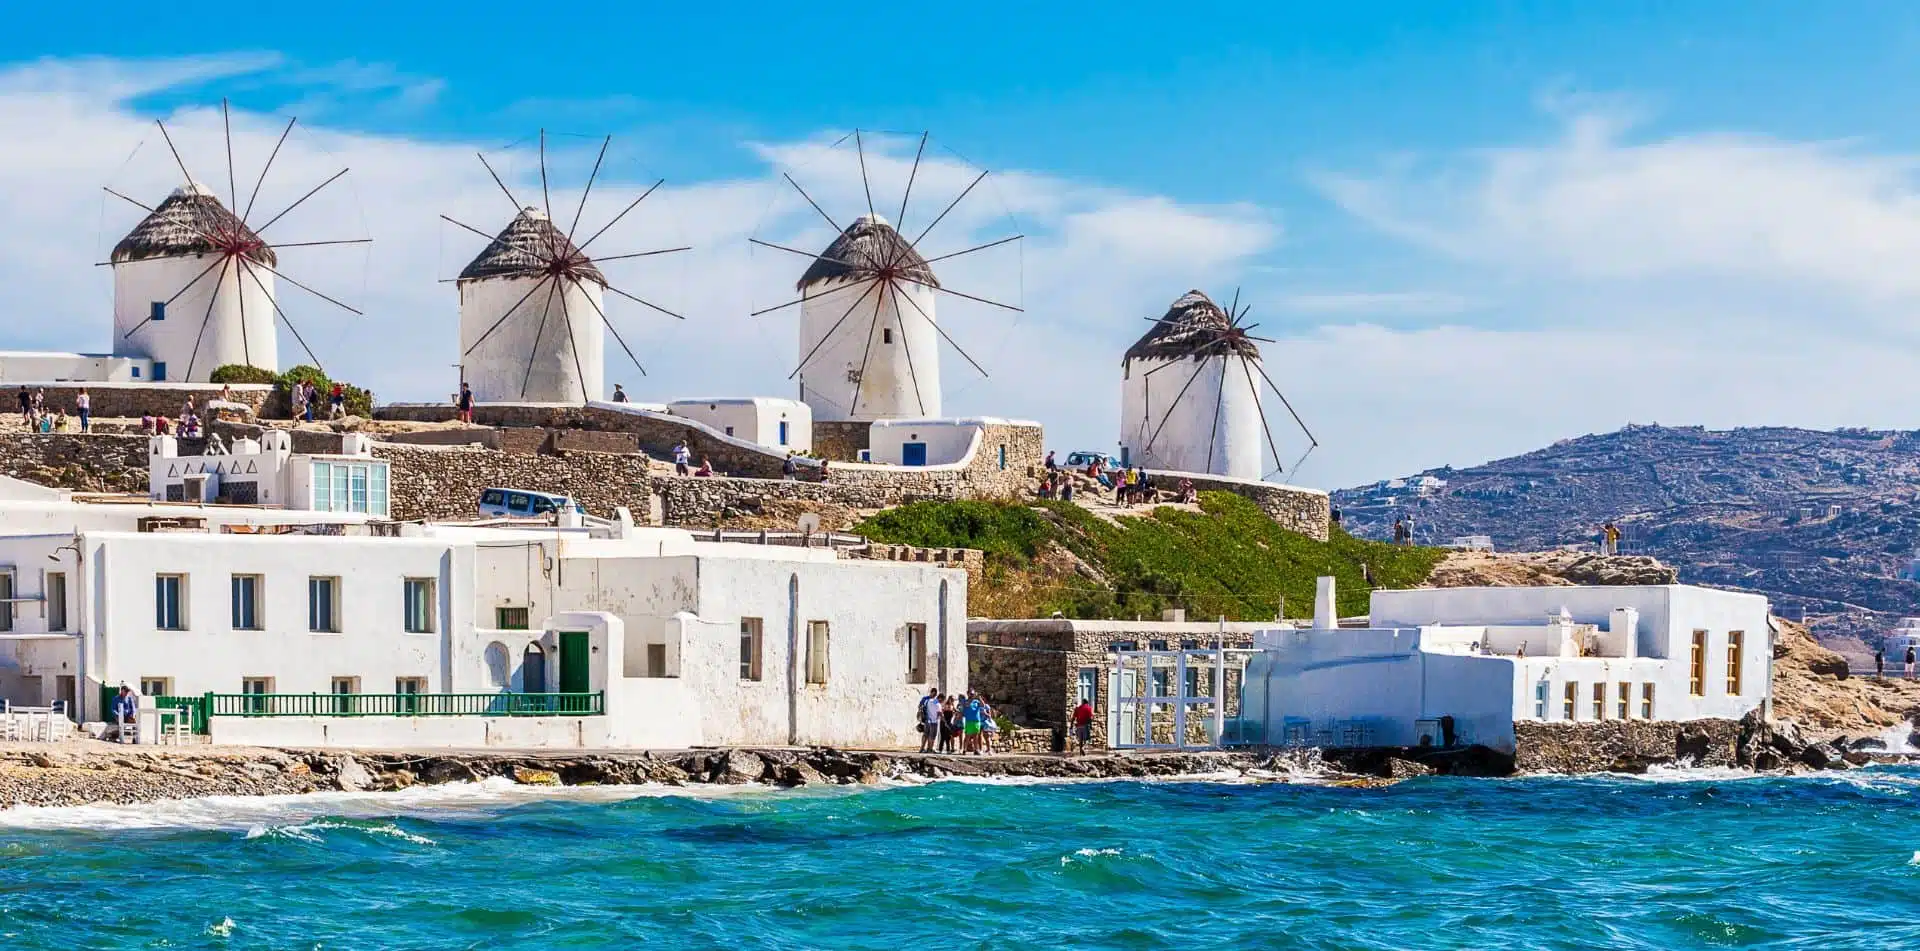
[1,768,1917,949]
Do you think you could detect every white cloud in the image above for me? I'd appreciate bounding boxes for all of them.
[0,56,1275,465]
[1277,291,1475,318]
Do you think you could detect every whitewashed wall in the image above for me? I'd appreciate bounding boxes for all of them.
[113,254,278,380]
[667,398,812,453]
[459,274,606,403]
[0,352,151,383]
[866,418,986,467]
[1118,354,1262,479]
[797,276,941,421]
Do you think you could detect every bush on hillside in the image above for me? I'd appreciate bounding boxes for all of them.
[276,364,374,418]
[855,493,1448,621]
[209,365,279,385]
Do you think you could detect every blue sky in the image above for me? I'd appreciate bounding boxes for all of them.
[5,4,1920,487]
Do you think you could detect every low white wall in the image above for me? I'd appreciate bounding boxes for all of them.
[208,714,615,749]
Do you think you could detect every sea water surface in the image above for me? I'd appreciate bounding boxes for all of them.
[2,767,1918,949]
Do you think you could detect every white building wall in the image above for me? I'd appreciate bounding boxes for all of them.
[797,276,941,421]
[1119,354,1261,478]
[866,418,985,467]
[459,274,606,403]
[0,352,151,383]
[73,532,471,702]
[666,398,812,453]
[113,254,278,381]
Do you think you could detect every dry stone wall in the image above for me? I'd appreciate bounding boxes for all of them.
[811,421,871,462]
[1178,475,1331,541]
[375,445,656,522]
[4,383,274,420]
[0,433,150,493]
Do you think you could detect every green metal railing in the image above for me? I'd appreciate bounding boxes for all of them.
[206,691,604,718]
[155,695,211,734]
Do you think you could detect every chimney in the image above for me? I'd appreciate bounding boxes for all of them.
[1609,606,1640,659]
[1313,576,1336,630]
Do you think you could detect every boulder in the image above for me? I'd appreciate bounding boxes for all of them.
[1383,757,1434,779]
[1796,743,1849,771]
[335,756,372,792]
[511,765,561,786]
[1850,736,1889,752]
[772,762,827,787]
[712,751,765,785]
[378,769,417,791]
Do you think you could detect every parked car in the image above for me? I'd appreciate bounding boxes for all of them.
[1062,450,1112,470]
[479,488,585,518]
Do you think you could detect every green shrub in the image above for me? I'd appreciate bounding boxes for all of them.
[854,493,1447,621]
[209,365,277,385]
[274,365,375,418]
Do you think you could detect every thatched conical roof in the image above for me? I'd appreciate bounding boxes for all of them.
[110,182,276,266]
[458,207,605,285]
[797,214,939,290]
[1124,290,1260,363]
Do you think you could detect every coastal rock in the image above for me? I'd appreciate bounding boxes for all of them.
[511,766,561,786]
[1383,758,1434,779]
[379,769,417,791]
[712,751,765,785]
[773,762,827,787]
[335,756,372,792]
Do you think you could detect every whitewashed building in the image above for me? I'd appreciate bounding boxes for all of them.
[149,432,391,516]
[111,183,279,382]
[666,398,811,454]
[1238,581,1773,753]
[796,215,942,421]
[458,207,607,403]
[1119,290,1262,479]
[0,470,964,749]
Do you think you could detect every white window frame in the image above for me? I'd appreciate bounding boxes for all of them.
[140,677,172,698]
[155,574,187,631]
[308,576,340,633]
[230,574,263,631]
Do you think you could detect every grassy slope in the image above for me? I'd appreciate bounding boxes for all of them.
[854,492,1446,620]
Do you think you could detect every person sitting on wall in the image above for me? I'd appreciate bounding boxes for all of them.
[1176,478,1198,504]
[612,384,630,403]
[695,457,714,477]
[1060,481,1074,502]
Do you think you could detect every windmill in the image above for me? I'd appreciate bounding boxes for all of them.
[748,130,1023,422]
[1119,289,1319,481]
[105,100,369,382]
[443,131,687,403]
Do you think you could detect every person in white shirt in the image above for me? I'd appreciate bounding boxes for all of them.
[918,688,942,753]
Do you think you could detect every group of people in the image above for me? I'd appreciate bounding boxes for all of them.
[916,689,1002,754]
[1873,644,1918,679]
[15,386,89,433]
[289,379,345,422]
[1599,520,1623,556]
[1391,515,1417,545]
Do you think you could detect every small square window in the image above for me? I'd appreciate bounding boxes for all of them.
[149,301,166,321]
[403,578,436,633]
[882,328,893,344]
[140,677,172,698]
[496,606,530,630]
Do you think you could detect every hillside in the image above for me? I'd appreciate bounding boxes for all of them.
[854,493,1446,620]
[1333,424,1920,647]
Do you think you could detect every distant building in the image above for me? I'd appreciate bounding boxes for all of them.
[666,397,811,454]
[1237,580,1773,753]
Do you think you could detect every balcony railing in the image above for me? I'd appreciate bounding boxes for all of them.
[206,691,604,718]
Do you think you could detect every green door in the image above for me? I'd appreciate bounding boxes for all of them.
[558,631,591,703]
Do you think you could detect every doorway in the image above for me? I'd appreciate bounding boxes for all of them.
[558,632,590,694]
[901,442,927,466]
[522,645,547,693]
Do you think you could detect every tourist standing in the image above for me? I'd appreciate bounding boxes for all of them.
[612,384,629,403]
[672,440,692,476]
[782,454,798,480]
[110,685,138,743]
[1875,648,1885,678]
[1905,645,1916,679]
[329,381,345,419]
[981,701,1000,753]
[919,688,941,753]
[1045,451,1057,473]
[939,697,959,753]
[75,388,90,433]
[14,386,28,425]
[1072,698,1094,754]
[962,691,985,754]
[457,382,474,424]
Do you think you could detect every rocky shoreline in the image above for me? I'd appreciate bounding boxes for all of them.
[2,717,1912,811]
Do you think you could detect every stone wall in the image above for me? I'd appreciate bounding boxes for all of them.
[1179,475,1331,541]
[5,383,274,420]
[811,421,871,462]
[375,444,656,522]
[378,403,798,479]
[1512,718,1742,773]
[0,433,149,493]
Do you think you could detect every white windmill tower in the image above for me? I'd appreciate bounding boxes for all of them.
[749,130,1024,422]
[1119,289,1318,480]
[794,215,943,420]
[447,132,687,403]
[105,101,368,382]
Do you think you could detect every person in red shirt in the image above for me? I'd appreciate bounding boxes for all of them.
[1072,699,1095,754]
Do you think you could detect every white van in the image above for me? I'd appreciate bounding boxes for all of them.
[478,488,585,519]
